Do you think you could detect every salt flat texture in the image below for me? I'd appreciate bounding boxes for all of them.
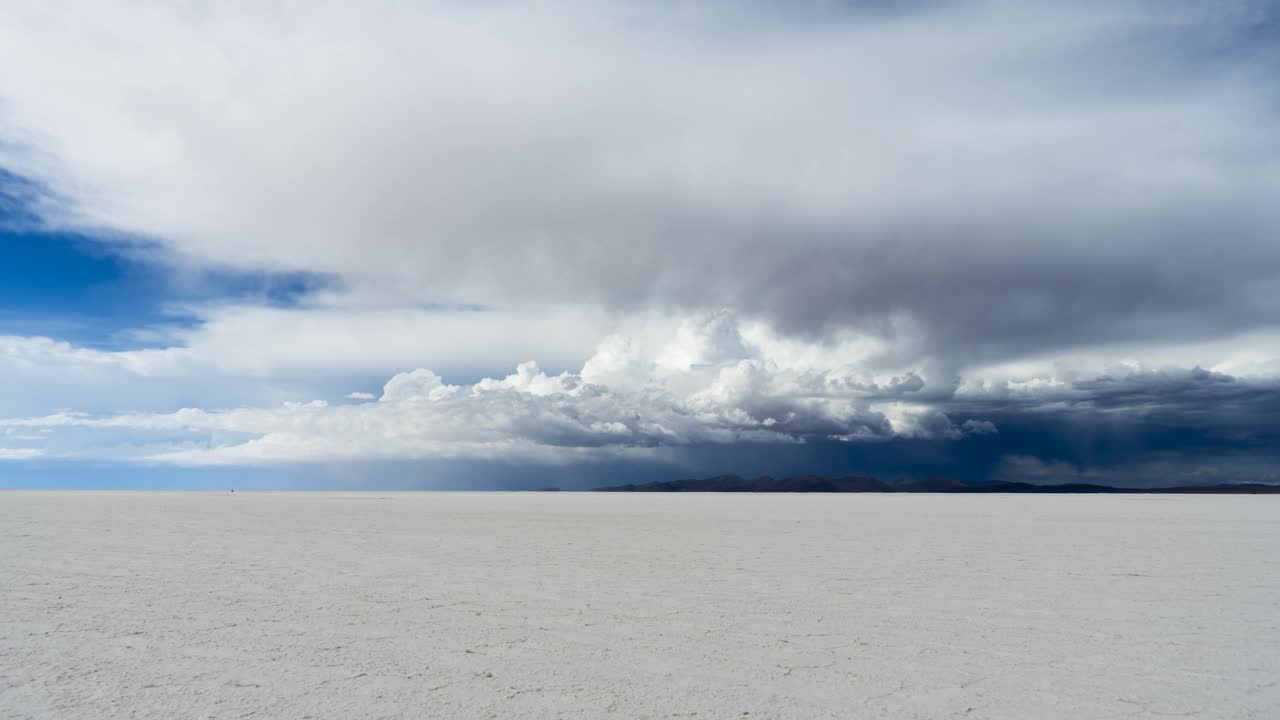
[1,492,1277,719]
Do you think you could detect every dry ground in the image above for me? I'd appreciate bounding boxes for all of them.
[2,491,1277,719]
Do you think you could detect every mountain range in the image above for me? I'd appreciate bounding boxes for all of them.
[594,474,1280,494]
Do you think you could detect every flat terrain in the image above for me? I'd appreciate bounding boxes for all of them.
[1,492,1277,719]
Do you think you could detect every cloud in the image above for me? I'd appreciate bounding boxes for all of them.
[0,312,986,465]
[0,0,1276,374]
[960,419,998,436]
[4,312,1280,486]
[165,303,619,379]
[0,303,634,417]
[956,364,1280,435]
[0,448,43,460]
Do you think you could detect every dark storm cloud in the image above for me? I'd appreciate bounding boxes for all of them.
[951,368,1280,443]
[628,367,1280,489]
[907,367,1280,486]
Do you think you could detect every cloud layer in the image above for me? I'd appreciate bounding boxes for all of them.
[4,312,1280,490]
[0,313,981,464]
[2,1,1278,367]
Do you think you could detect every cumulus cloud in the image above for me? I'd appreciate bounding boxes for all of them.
[0,303,632,417]
[0,313,988,465]
[6,312,1280,486]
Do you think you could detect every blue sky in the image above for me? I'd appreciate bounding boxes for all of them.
[1,170,331,349]
[0,178,158,345]
[1,1,1279,489]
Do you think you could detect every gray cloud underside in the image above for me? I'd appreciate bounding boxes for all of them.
[1,1,1277,372]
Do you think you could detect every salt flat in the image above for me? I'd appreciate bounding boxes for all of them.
[1,492,1277,719]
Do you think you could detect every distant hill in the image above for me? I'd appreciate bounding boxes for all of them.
[596,474,890,493]
[595,474,1280,494]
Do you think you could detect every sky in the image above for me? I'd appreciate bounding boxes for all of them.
[1,0,1279,489]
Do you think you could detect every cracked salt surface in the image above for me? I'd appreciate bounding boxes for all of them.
[1,491,1277,719]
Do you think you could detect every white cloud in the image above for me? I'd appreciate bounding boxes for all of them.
[656,311,751,371]
[0,448,43,460]
[0,312,985,465]
[5,308,1280,471]
[0,303,651,418]
[1,0,1276,370]
[168,303,618,378]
